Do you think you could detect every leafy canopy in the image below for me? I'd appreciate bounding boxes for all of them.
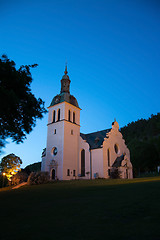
[0,55,47,150]
[0,153,22,180]
[121,113,160,175]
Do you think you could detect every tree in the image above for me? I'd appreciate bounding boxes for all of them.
[0,153,22,180]
[27,171,49,185]
[24,162,41,175]
[0,55,47,151]
[12,171,28,185]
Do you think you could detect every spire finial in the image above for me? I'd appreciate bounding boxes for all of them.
[114,118,116,122]
[64,61,68,75]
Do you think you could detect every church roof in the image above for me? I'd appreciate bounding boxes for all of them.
[49,92,80,108]
[80,129,111,149]
[112,155,124,167]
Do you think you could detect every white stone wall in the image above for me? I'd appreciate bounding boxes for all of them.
[91,148,104,179]
[63,120,80,180]
[43,101,81,180]
[62,102,81,180]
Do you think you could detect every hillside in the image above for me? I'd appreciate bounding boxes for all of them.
[0,178,160,240]
[121,113,160,176]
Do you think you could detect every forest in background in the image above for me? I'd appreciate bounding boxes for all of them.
[121,113,160,176]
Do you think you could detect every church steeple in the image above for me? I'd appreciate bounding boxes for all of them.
[61,64,71,94]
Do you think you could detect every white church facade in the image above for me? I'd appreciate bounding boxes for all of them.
[41,67,133,180]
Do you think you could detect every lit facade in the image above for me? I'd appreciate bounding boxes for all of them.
[41,67,133,180]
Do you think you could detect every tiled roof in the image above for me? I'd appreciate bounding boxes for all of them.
[80,129,111,149]
[112,155,124,167]
[49,92,79,108]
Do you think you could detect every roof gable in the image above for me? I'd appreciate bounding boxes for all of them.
[80,129,111,149]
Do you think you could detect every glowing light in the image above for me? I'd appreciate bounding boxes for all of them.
[3,173,6,176]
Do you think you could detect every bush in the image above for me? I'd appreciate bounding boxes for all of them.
[27,171,49,185]
[12,171,28,185]
[110,168,121,179]
[0,174,9,188]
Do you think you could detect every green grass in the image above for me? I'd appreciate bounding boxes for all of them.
[1,177,160,240]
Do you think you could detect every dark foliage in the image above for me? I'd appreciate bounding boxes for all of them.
[110,168,120,179]
[27,171,49,185]
[24,162,41,175]
[0,174,8,188]
[0,55,47,151]
[12,171,28,185]
[121,113,160,176]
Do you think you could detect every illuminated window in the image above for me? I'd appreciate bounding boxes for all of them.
[53,110,56,123]
[58,109,60,121]
[68,110,71,121]
[73,112,75,123]
[67,169,70,176]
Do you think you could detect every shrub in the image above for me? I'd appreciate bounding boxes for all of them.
[12,171,28,185]
[0,174,9,188]
[110,168,121,179]
[27,171,49,185]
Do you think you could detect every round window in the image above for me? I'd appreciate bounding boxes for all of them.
[52,147,58,156]
[114,144,119,154]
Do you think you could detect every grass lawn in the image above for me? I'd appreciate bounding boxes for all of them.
[0,177,160,240]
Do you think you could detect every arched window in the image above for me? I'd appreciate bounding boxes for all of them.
[81,149,85,176]
[73,112,75,123]
[114,144,119,154]
[107,149,110,167]
[53,110,56,123]
[68,110,71,121]
[58,109,60,121]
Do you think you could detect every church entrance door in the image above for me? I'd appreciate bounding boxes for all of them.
[52,169,56,180]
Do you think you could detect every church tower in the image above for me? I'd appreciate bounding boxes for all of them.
[42,67,81,180]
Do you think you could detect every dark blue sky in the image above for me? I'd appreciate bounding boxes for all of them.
[0,0,160,167]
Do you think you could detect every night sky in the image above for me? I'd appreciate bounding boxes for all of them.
[0,0,160,168]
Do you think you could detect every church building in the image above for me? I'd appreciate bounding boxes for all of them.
[41,67,133,180]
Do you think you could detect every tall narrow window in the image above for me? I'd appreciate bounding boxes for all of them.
[73,170,76,176]
[68,110,71,121]
[58,109,60,121]
[73,112,75,123]
[53,110,56,123]
[107,149,110,167]
[81,149,85,176]
[67,169,70,176]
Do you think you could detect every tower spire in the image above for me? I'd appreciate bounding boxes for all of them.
[64,61,68,75]
[61,63,70,94]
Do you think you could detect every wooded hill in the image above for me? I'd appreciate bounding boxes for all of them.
[121,113,160,176]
